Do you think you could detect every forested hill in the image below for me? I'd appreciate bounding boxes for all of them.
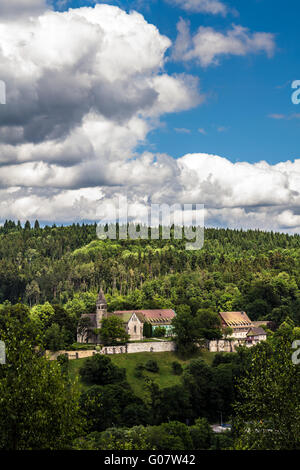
[0,221,299,326]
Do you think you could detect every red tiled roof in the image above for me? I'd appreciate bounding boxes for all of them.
[113,309,175,324]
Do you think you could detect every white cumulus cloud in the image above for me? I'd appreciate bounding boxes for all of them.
[0,4,297,235]
[173,19,276,66]
[0,0,49,19]
[166,0,228,15]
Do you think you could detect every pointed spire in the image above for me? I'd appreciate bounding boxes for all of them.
[97,287,107,305]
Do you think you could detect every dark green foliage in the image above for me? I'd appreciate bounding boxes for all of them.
[152,384,192,424]
[44,323,66,351]
[79,354,126,385]
[172,306,223,354]
[0,223,299,332]
[57,354,69,375]
[212,352,236,367]
[189,418,213,450]
[144,359,159,373]
[0,303,40,347]
[211,431,233,450]
[134,359,159,377]
[74,426,153,450]
[171,305,199,356]
[99,316,129,346]
[80,383,149,432]
[122,403,151,427]
[153,326,166,337]
[182,359,213,420]
[134,363,144,378]
[143,322,152,338]
[233,333,300,449]
[0,305,83,450]
[51,304,77,346]
[196,308,221,329]
[147,421,193,450]
[0,223,300,449]
[74,418,229,450]
[172,361,183,375]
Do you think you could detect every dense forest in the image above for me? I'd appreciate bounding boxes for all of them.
[1,302,299,450]
[0,220,299,329]
[0,221,299,450]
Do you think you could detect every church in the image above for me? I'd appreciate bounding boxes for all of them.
[77,289,176,343]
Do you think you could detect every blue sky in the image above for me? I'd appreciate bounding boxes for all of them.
[54,0,300,165]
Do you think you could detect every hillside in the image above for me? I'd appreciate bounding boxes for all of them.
[0,222,299,328]
[0,222,299,450]
[68,350,216,399]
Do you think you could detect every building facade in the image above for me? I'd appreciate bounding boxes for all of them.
[219,311,253,339]
[209,311,268,352]
[77,290,176,343]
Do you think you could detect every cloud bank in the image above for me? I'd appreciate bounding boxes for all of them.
[0,4,298,233]
[0,0,49,19]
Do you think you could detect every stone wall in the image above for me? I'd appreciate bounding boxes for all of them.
[46,349,97,360]
[208,338,265,352]
[46,340,176,360]
[127,341,176,354]
[209,339,242,353]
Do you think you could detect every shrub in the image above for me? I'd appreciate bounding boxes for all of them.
[189,418,213,450]
[143,322,152,338]
[79,383,145,433]
[153,326,166,338]
[44,323,66,351]
[146,421,193,450]
[79,354,126,385]
[144,360,159,373]
[171,361,183,375]
[57,353,69,375]
[134,363,144,378]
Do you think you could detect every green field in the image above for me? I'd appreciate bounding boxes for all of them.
[68,350,216,399]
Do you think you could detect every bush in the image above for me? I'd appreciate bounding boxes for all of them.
[44,323,66,351]
[57,354,69,375]
[146,421,193,450]
[79,354,126,385]
[153,326,166,338]
[212,352,235,367]
[211,431,233,450]
[144,360,159,373]
[171,361,183,375]
[143,322,152,338]
[189,418,213,450]
[134,363,144,378]
[79,383,145,433]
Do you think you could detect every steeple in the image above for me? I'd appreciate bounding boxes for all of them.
[96,288,107,328]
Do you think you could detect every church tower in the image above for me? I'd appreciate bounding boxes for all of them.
[96,288,108,328]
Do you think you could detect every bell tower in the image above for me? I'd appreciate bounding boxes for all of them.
[96,288,107,328]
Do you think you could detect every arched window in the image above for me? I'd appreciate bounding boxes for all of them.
[134,325,137,333]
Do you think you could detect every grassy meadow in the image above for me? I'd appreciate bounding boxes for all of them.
[68,350,216,399]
